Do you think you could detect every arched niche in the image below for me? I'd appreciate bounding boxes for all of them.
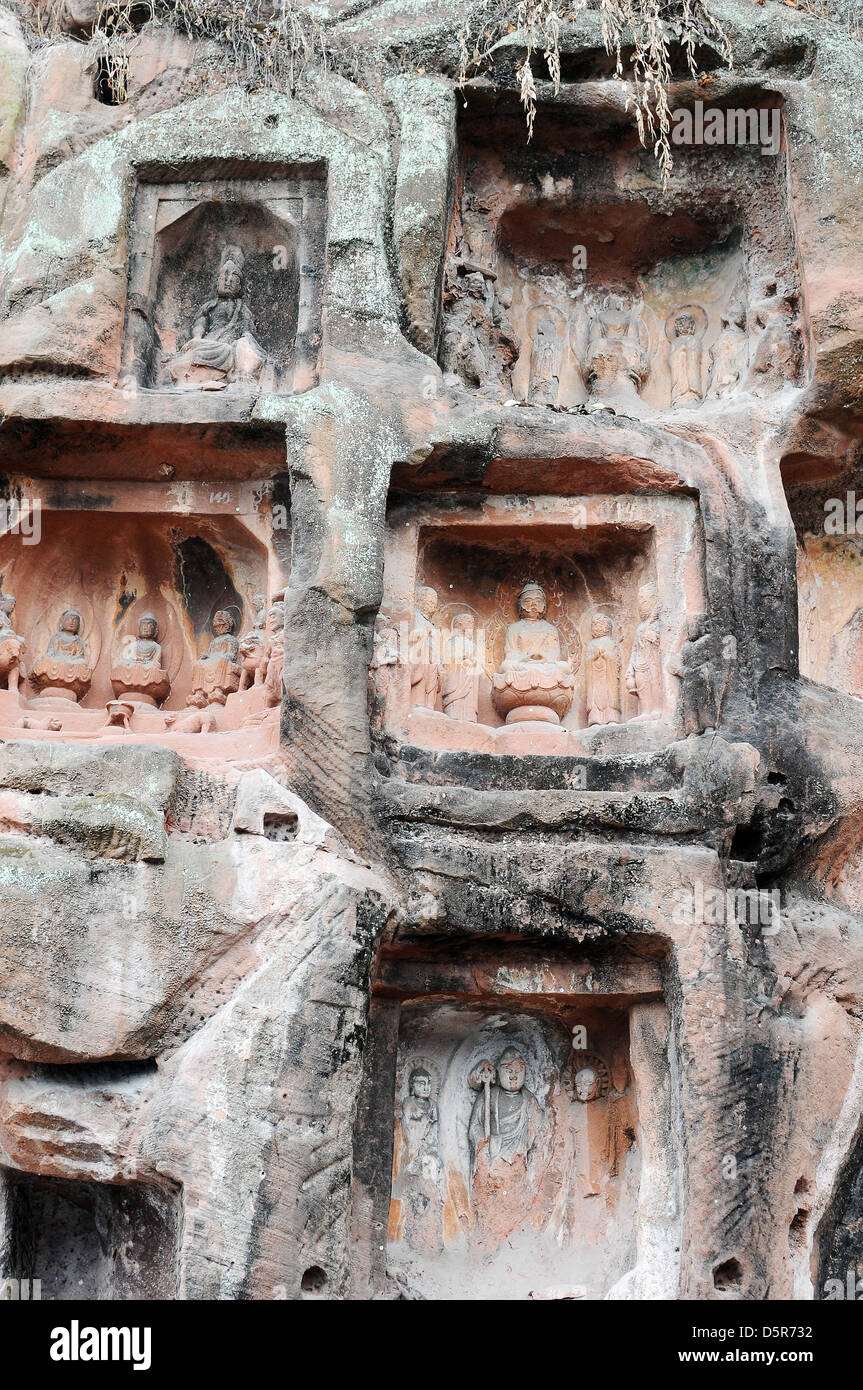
[152,199,300,393]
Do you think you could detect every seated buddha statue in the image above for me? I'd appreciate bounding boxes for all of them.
[30,608,92,702]
[187,610,242,707]
[491,583,575,724]
[111,612,171,706]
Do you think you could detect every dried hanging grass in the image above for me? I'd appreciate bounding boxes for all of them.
[458,0,733,184]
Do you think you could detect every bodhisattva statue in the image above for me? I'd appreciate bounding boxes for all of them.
[667,611,724,736]
[392,1067,440,1181]
[187,610,242,707]
[585,614,622,725]
[441,612,482,723]
[626,583,663,719]
[467,1047,544,1179]
[111,612,170,706]
[0,594,26,692]
[491,582,575,725]
[667,306,705,407]
[409,585,441,712]
[165,244,266,390]
[238,594,268,690]
[30,609,92,702]
[707,301,748,399]
[528,314,562,406]
[584,292,649,410]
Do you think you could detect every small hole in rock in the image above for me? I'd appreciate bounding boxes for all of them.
[301,1265,327,1295]
[94,55,129,105]
[713,1258,742,1291]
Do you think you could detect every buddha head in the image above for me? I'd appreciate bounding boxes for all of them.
[591,614,613,640]
[574,1066,602,1103]
[408,1067,431,1101]
[138,612,158,641]
[60,609,81,635]
[217,245,245,300]
[637,583,659,622]
[674,310,698,339]
[212,610,236,637]
[517,583,547,622]
[497,1047,526,1094]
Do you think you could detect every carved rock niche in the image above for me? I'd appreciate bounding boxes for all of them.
[442,104,806,411]
[374,495,705,755]
[122,171,325,394]
[372,947,676,1300]
[797,536,863,699]
[4,1172,179,1299]
[0,504,283,755]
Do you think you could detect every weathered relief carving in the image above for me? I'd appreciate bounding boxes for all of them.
[585,614,622,726]
[707,300,749,398]
[409,585,442,711]
[669,612,730,737]
[527,309,564,406]
[187,610,242,708]
[30,609,92,702]
[111,612,171,706]
[667,305,706,407]
[584,291,649,410]
[164,244,266,390]
[441,612,482,723]
[491,583,576,725]
[384,999,645,1299]
[626,584,664,719]
[238,593,268,690]
[0,594,26,692]
[121,174,325,394]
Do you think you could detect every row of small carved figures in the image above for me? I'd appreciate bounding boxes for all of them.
[0,593,285,711]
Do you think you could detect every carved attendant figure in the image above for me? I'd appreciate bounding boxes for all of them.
[111,612,170,706]
[409,585,441,712]
[390,1065,443,1251]
[188,609,242,707]
[528,314,561,406]
[468,1048,544,1178]
[166,244,265,389]
[584,291,648,409]
[626,583,663,719]
[585,614,622,725]
[668,611,726,736]
[667,306,705,407]
[707,301,748,399]
[0,594,26,692]
[492,583,575,724]
[392,1067,440,1180]
[238,594,268,690]
[30,608,92,702]
[441,612,482,723]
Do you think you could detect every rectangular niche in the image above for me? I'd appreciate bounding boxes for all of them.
[443,98,806,411]
[2,1171,180,1300]
[357,944,677,1301]
[122,166,326,394]
[0,481,286,757]
[375,493,705,755]
[797,535,863,698]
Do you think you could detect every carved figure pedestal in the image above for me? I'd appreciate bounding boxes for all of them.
[111,662,171,708]
[491,669,575,725]
[29,658,92,704]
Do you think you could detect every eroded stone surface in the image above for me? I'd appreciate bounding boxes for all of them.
[1,0,863,1303]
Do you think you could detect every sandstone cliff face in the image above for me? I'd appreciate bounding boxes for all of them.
[0,0,863,1302]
